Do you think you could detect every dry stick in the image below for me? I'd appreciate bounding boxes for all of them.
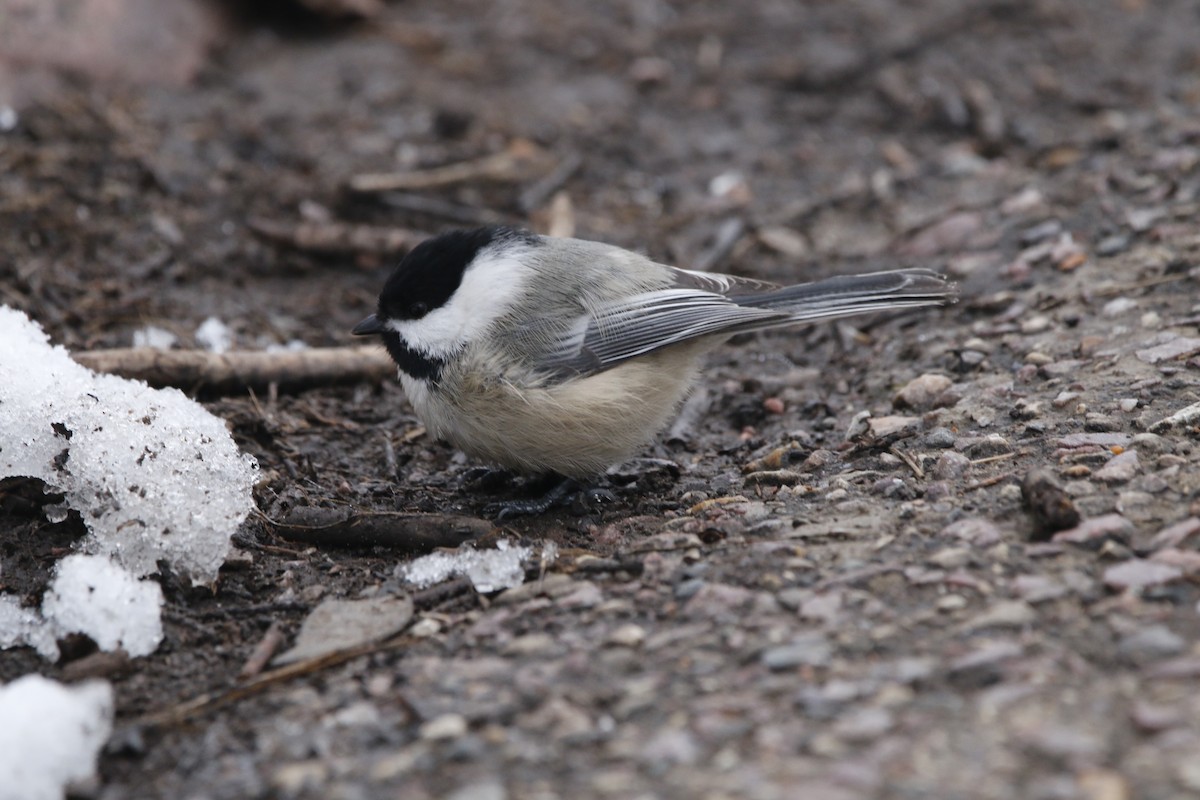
[349,150,530,193]
[1092,273,1189,297]
[137,571,482,730]
[247,217,422,256]
[72,347,395,394]
[889,446,925,480]
[274,506,493,552]
[136,636,408,729]
[964,471,1017,492]
[238,622,285,680]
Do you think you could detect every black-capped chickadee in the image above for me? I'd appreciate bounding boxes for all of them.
[354,226,955,483]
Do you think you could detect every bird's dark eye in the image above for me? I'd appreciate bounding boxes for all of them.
[408,301,429,318]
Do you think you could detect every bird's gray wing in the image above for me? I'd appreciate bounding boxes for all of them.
[512,266,954,381]
[668,266,781,297]
[527,288,789,379]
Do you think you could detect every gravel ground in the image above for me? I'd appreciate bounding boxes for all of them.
[2,1,1200,798]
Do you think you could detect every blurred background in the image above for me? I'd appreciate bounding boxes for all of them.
[4,3,1200,798]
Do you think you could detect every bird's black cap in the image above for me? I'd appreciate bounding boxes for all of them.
[370,226,537,325]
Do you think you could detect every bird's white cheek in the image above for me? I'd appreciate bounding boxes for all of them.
[385,246,532,358]
[387,312,464,359]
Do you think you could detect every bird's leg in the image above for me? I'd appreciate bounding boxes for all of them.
[484,476,616,520]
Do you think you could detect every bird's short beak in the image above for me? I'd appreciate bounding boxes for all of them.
[352,314,384,336]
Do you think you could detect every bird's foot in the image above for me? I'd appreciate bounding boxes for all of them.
[484,478,616,520]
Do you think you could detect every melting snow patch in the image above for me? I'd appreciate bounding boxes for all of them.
[0,675,114,800]
[131,325,177,350]
[42,555,164,658]
[398,539,532,593]
[195,316,232,353]
[0,306,257,660]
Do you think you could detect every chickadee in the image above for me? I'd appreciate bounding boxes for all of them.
[354,226,955,481]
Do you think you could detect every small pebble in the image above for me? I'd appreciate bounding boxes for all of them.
[1093,450,1140,484]
[761,633,832,670]
[893,373,953,410]
[420,713,469,741]
[1023,351,1052,366]
[1052,391,1081,408]
[831,707,893,742]
[1057,433,1131,448]
[1130,432,1170,454]
[1136,335,1200,364]
[922,427,957,449]
[928,547,971,569]
[1102,297,1138,317]
[605,624,647,648]
[960,434,1011,458]
[1039,359,1086,378]
[1117,625,1185,662]
[1052,513,1133,544]
[941,517,1003,546]
[1077,335,1107,356]
[1011,399,1043,420]
[1095,233,1130,256]
[1084,412,1121,432]
[867,415,922,438]
[1130,701,1182,732]
[800,449,838,471]
[961,600,1035,631]
[1020,218,1062,245]
[937,594,968,612]
[1102,559,1183,592]
[1148,517,1200,550]
[1012,574,1068,603]
[933,452,971,480]
[763,396,785,414]
[1020,315,1051,334]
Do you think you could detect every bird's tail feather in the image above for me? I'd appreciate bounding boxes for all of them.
[740,268,956,320]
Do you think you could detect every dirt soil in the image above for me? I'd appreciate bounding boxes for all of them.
[3,0,1200,798]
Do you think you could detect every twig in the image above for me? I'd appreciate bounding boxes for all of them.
[135,635,408,729]
[890,446,925,479]
[964,471,1017,491]
[238,622,285,679]
[71,347,395,394]
[349,149,536,193]
[248,217,422,256]
[383,433,398,477]
[1151,400,1200,432]
[273,506,493,552]
[969,451,1018,466]
[1092,273,1190,298]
